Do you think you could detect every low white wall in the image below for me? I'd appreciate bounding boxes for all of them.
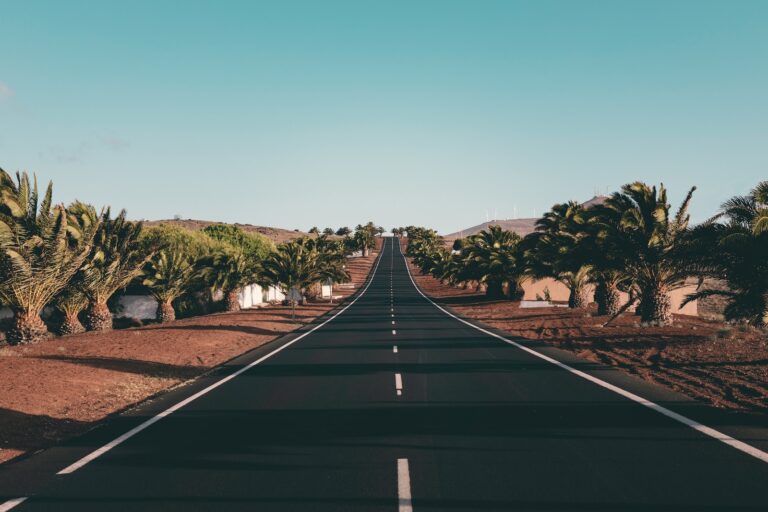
[115,295,157,320]
[263,285,286,303]
[239,284,261,308]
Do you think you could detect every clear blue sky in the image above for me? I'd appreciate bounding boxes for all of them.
[1,0,766,234]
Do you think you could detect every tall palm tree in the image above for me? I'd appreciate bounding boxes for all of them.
[353,222,379,257]
[580,208,629,316]
[200,248,260,312]
[457,225,523,299]
[68,203,152,331]
[524,202,592,308]
[682,181,768,325]
[142,249,198,323]
[261,239,335,303]
[0,169,97,344]
[590,182,696,325]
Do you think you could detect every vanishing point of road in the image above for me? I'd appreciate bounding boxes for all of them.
[1,237,767,511]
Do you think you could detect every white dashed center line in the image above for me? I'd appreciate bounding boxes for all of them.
[398,458,413,512]
[393,345,398,353]
[395,373,403,396]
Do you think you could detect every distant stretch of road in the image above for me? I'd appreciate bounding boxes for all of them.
[1,237,767,511]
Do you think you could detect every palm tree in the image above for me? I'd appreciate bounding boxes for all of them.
[69,204,152,331]
[682,181,768,325]
[322,227,335,236]
[262,238,349,300]
[55,287,89,335]
[580,208,629,316]
[335,226,351,237]
[353,223,377,257]
[590,182,696,325]
[261,240,324,305]
[524,202,592,308]
[457,225,523,299]
[0,169,97,344]
[142,249,198,323]
[200,248,259,312]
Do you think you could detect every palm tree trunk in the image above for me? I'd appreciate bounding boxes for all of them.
[156,300,176,323]
[638,283,672,325]
[8,310,49,345]
[568,284,588,309]
[85,300,113,331]
[59,312,86,336]
[224,289,241,312]
[595,281,621,316]
[505,280,522,300]
[485,279,504,299]
[362,247,369,257]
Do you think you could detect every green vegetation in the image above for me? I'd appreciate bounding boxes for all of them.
[261,236,350,307]
[0,170,96,344]
[406,180,767,328]
[683,181,768,326]
[0,166,376,343]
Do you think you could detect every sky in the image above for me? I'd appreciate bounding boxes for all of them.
[1,0,766,234]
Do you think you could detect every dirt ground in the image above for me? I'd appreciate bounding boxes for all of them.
[407,258,768,414]
[0,251,378,465]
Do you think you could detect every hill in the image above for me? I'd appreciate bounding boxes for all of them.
[141,219,309,244]
[443,195,608,240]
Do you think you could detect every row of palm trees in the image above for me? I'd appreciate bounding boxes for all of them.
[405,180,768,327]
[0,168,377,344]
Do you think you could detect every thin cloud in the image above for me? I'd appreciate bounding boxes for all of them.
[101,135,129,151]
[0,81,13,101]
[41,135,130,164]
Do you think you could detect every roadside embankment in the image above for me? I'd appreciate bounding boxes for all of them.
[406,257,768,414]
[0,251,379,465]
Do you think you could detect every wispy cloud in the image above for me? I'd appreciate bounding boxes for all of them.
[41,134,130,164]
[101,135,129,151]
[0,81,13,101]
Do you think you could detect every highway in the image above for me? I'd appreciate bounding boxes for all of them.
[1,236,767,511]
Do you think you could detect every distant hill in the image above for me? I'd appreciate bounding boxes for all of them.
[443,218,538,241]
[444,195,608,240]
[141,219,309,244]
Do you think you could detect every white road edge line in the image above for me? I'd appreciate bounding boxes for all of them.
[399,240,768,464]
[395,373,403,396]
[57,238,388,475]
[0,497,27,512]
[397,458,413,512]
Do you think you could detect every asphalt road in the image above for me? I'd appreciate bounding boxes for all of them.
[1,237,767,511]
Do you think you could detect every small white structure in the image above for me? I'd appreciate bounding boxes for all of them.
[519,300,569,309]
[238,284,261,309]
[262,285,285,303]
[115,295,158,320]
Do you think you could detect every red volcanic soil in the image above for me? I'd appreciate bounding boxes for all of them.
[406,257,768,414]
[0,251,379,465]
